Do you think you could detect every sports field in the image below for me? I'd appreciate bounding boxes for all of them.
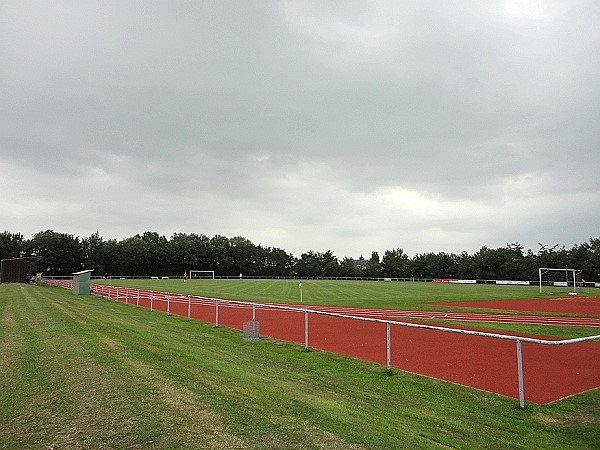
[94,277,600,335]
[93,277,595,308]
[2,280,600,448]
[84,279,600,403]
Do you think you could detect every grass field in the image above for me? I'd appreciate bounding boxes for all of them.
[94,278,600,338]
[95,277,588,310]
[2,283,600,449]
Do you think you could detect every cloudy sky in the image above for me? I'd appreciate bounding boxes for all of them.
[1,1,599,258]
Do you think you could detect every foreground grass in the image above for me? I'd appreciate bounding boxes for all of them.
[1,284,599,449]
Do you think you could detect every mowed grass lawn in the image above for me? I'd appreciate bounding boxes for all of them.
[97,278,600,339]
[2,284,600,449]
[96,278,580,310]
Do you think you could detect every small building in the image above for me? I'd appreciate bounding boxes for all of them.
[0,257,38,284]
[72,269,94,295]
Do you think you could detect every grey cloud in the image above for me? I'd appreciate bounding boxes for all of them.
[1,1,598,257]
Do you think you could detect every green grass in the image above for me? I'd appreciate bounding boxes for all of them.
[2,283,600,449]
[97,278,585,309]
[96,278,599,338]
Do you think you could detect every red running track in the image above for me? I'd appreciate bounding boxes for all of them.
[206,302,600,404]
[74,283,600,404]
[431,296,600,316]
[284,304,600,327]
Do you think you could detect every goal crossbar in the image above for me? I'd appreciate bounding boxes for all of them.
[189,270,215,279]
[538,267,581,294]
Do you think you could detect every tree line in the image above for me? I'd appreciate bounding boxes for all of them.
[1,230,599,281]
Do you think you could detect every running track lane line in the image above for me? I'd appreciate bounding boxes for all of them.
[79,283,600,403]
[44,280,600,327]
[263,304,600,327]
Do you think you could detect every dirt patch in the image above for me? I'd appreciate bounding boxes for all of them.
[0,295,21,381]
[536,409,600,428]
[302,423,365,449]
[125,358,247,449]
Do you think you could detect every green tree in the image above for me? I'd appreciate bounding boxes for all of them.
[536,243,569,279]
[27,230,83,275]
[0,231,25,260]
[381,248,410,278]
[411,252,456,279]
[586,238,600,282]
[470,243,528,280]
[102,239,122,277]
[118,235,146,276]
[569,237,600,282]
[338,257,360,278]
[323,258,341,277]
[294,250,337,277]
[210,235,233,275]
[365,251,382,278]
[141,231,169,275]
[258,246,295,276]
[229,236,258,276]
[170,233,211,276]
[81,232,106,274]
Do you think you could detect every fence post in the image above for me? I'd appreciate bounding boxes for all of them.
[386,323,391,373]
[215,300,219,327]
[252,304,256,321]
[187,295,191,320]
[136,289,140,307]
[125,288,128,305]
[304,311,309,351]
[516,340,525,409]
[150,292,153,312]
[167,294,170,316]
[115,287,119,302]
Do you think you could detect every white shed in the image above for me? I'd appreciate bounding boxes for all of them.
[72,269,94,295]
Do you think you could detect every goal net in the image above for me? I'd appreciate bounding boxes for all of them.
[538,268,580,295]
[189,270,215,279]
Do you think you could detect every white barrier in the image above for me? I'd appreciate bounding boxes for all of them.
[45,280,600,410]
[496,280,530,285]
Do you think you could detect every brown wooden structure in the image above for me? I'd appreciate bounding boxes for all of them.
[0,257,38,283]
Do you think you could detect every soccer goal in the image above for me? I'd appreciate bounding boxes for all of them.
[189,270,215,279]
[538,267,580,295]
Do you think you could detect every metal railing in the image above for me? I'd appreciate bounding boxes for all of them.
[43,279,600,409]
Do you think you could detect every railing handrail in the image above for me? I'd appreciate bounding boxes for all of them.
[92,283,600,346]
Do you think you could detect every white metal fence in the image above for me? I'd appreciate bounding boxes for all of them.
[42,278,600,409]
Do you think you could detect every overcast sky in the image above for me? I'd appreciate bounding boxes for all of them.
[1,1,599,258]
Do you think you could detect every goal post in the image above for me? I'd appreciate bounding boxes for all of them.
[189,270,215,279]
[538,267,580,295]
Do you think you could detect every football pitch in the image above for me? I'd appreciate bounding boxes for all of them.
[94,277,591,309]
[88,278,600,403]
[2,281,600,449]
